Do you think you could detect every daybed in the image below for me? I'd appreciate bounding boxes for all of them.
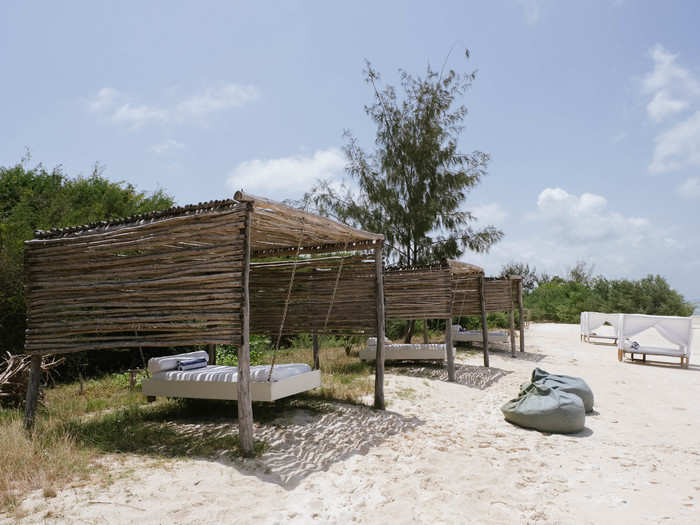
[359,337,447,362]
[617,314,693,368]
[142,351,321,402]
[451,325,510,347]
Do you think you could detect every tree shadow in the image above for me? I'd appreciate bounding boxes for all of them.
[388,362,512,390]
[456,345,546,363]
[65,397,422,490]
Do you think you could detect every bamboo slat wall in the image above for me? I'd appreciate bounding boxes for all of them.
[386,261,517,319]
[250,255,378,335]
[384,265,453,320]
[24,206,247,355]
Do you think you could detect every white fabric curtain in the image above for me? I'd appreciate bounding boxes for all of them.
[617,314,693,358]
[581,312,621,335]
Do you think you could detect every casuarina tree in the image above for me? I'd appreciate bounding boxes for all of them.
[304,52,503,340]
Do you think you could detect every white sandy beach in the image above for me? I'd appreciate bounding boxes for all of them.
[9,321,700,524]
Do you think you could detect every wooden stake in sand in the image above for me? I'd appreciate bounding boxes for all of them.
[374,244,386,410]
[237,203,254,457]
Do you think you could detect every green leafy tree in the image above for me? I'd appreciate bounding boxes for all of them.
[304,54,503,340]
[0,160,174,353]
[500,261,539,291]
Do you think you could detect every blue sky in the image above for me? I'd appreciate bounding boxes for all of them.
[1,1,699,298]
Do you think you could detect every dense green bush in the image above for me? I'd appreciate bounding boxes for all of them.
[523,274,693,323]
[0,160,174,368]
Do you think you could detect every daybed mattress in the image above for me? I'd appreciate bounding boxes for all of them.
[622,345,685,358]
[453,330,510,342]
[360,343,446,362]
[142,363,320,402]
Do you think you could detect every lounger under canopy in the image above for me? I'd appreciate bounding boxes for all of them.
[451,325,510,346]
[617,314,693,368]
[580,312,620,344]
[142,351,321,402]
[359,337,447,362]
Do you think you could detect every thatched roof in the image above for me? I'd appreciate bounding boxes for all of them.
[30,191,384,257]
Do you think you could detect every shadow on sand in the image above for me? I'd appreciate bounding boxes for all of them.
[68,398,422,490]
[388,361,512,390]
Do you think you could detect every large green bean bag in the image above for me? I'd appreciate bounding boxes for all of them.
[501,382,585,434]
[530,368,594,413]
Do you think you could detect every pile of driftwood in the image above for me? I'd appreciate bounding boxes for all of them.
[0,352,64,408]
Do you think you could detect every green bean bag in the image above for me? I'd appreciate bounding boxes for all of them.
[530,368,594,413]
[501,382,585,434]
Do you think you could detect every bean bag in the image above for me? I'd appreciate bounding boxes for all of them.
[530,368,594,413]
[501,382,585,434]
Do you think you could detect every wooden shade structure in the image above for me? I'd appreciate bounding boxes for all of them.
[384,260,525,378]
[22,191,387,455]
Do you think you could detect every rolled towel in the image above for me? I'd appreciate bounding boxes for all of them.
[177,357,208,371]
[630,341,640,350]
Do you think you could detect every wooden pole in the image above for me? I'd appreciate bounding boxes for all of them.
[479,276,490,368]
[517,279,525,353]
[207,343,216,365]
[445,318,455,381]
[237,204,255,456]
[374,244,386,410]
[423,318,429,344]
[23,354,42,430]
[312,331,320,370]
[509,280,516,358]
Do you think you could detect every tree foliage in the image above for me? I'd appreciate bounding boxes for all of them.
[0,161,174,353]
[501,259,695,323]
[304,56,502,266]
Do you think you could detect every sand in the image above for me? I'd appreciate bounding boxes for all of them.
[8,321,700,524]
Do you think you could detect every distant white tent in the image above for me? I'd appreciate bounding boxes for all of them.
[617,314,693,368]
[580,312,621,344]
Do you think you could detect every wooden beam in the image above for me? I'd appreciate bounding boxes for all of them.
[480,276,490,368]
[445,318,455,381]
[509,280,517,357]
[423,318,429,344]
[207,343,216,365]
[237,203,255,456]
[374,244,386,410]
[23,354,42,430]
[517,279,525,353]
[312,331,320,370]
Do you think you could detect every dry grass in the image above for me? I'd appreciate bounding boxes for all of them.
[0,341,376,515]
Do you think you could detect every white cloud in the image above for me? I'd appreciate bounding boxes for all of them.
[647,90,689,122]
[87,83,259,128]
[678,176,700,199]
[471,203,508,226]
[642,45,700,174]
[175,85,259,119]
[88,87,121,112]
[643,45,699,98]
[465,187,667,279]
[226,148,345,201]
[150,139,185,154]
[650,110,700,173]
[516,0,542,24]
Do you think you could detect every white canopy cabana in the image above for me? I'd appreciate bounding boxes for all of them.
[617,314,693,368]
[580,312,622,343]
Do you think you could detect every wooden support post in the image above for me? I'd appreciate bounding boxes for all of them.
[445,317,455,381]
[237,204,255,457]
[207,343,216,365]
[374,244,386,410]
[423,318,429,344]
[312,331,320,370]
[479,276,490,368]
[509,308,517,358]
[23,354,42,430]
[517,279,525,353]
